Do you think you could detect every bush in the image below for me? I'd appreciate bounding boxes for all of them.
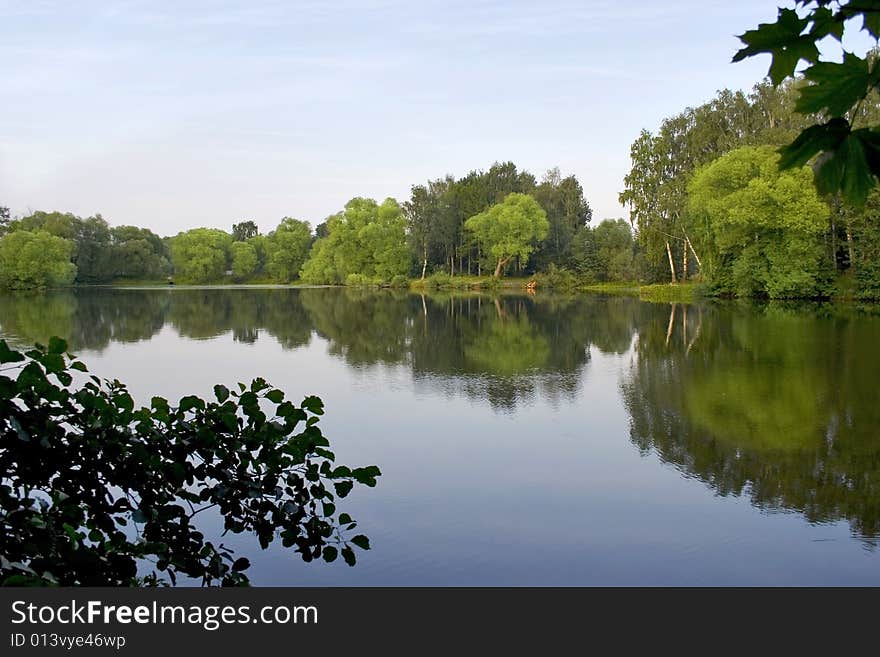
[388,274,409,288]
[345,273,378,286]
[533,265,579,291]
[0,338,379,586]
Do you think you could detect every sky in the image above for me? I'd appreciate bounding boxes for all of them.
[0,1,866,235]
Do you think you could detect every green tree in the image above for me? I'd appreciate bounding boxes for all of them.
[0,230,76,290]
[531,168,592,271]
[0,337,379,585]
[169,228,232,283]
[687,145,831,298]
[300,198,409,284]
[230,241,258,281]
[110,226,170,280]
[266,218,312,283]
[464,193,549,278]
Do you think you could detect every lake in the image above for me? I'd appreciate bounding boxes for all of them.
[2,286,879,585]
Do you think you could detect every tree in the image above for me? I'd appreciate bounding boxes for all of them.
[464,193,549,278]
[300,198,409,284]
[531,168,592,270]
[169,228,232,283]
[0,337,379,585]
[230,241,258,281]
[0,206,9,236]
[733,2,880,204]
[110,226,170,280]
[232,220,259,242]
[266,218,312,283]
[687,145,831,298]
[0,230,76,290]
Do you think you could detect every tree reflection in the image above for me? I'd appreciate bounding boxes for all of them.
[621,301,880,542]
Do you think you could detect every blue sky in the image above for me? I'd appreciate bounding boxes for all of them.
[0,1,870,235]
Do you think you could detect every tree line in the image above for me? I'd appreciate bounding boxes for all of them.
[0,161,643,290]
[620,71,880,299]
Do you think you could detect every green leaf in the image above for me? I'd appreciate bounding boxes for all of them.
[341,545,356,567]
[214,384,229,403]
[322,546,338,563]
[70,361,88,372]
[350,535,370,550]
[778,119,850,169]
[334,481,354,498]
[796,53,872,117]
[48,336,68,354]
[266,389,284,404]
[232,557,250,572]
[733,8,819,85]
[339,513,353,525]
[0,340,24,364]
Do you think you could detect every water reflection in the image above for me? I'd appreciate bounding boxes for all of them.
[1,287,879,545]
[621,301,880,542]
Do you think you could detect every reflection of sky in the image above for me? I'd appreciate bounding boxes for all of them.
[55,317,880,586]
[4,1,873,234]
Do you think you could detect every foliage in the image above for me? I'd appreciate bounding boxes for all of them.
[0,231,76,290]
[300,198,409,284]
[464,193,549,278]
[529,168,593,271]
[620,83,815,283]
[571,219,638,283]
[0,337,379,586]
[734,2,880,204]
[0,206,9,235]
[230,241,258,281]
[532,265,579,291]
[110,226,170,280]
[687,146,831,298]
[169,228,232,283]
[232,220,259,242]
[266,218,312,284]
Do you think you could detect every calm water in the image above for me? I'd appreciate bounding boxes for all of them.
[2,287,879,585]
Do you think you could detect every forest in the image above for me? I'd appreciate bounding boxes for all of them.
[3,70,880,299]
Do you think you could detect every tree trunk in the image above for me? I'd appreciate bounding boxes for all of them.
[421,246,427,280]
[494,257,508,278]
[665,240,677,283]
[846,226,855,269]
[685,235,702,271]
[831,214,838,270]
[682,242,688,282]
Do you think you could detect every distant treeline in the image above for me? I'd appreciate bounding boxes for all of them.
[3,71,880,298]
[0,162,643,290]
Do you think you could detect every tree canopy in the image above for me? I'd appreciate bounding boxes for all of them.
[465,193,549,278]
[0,230,76,290]
[300,198,409,284]
[688,145,831,298]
